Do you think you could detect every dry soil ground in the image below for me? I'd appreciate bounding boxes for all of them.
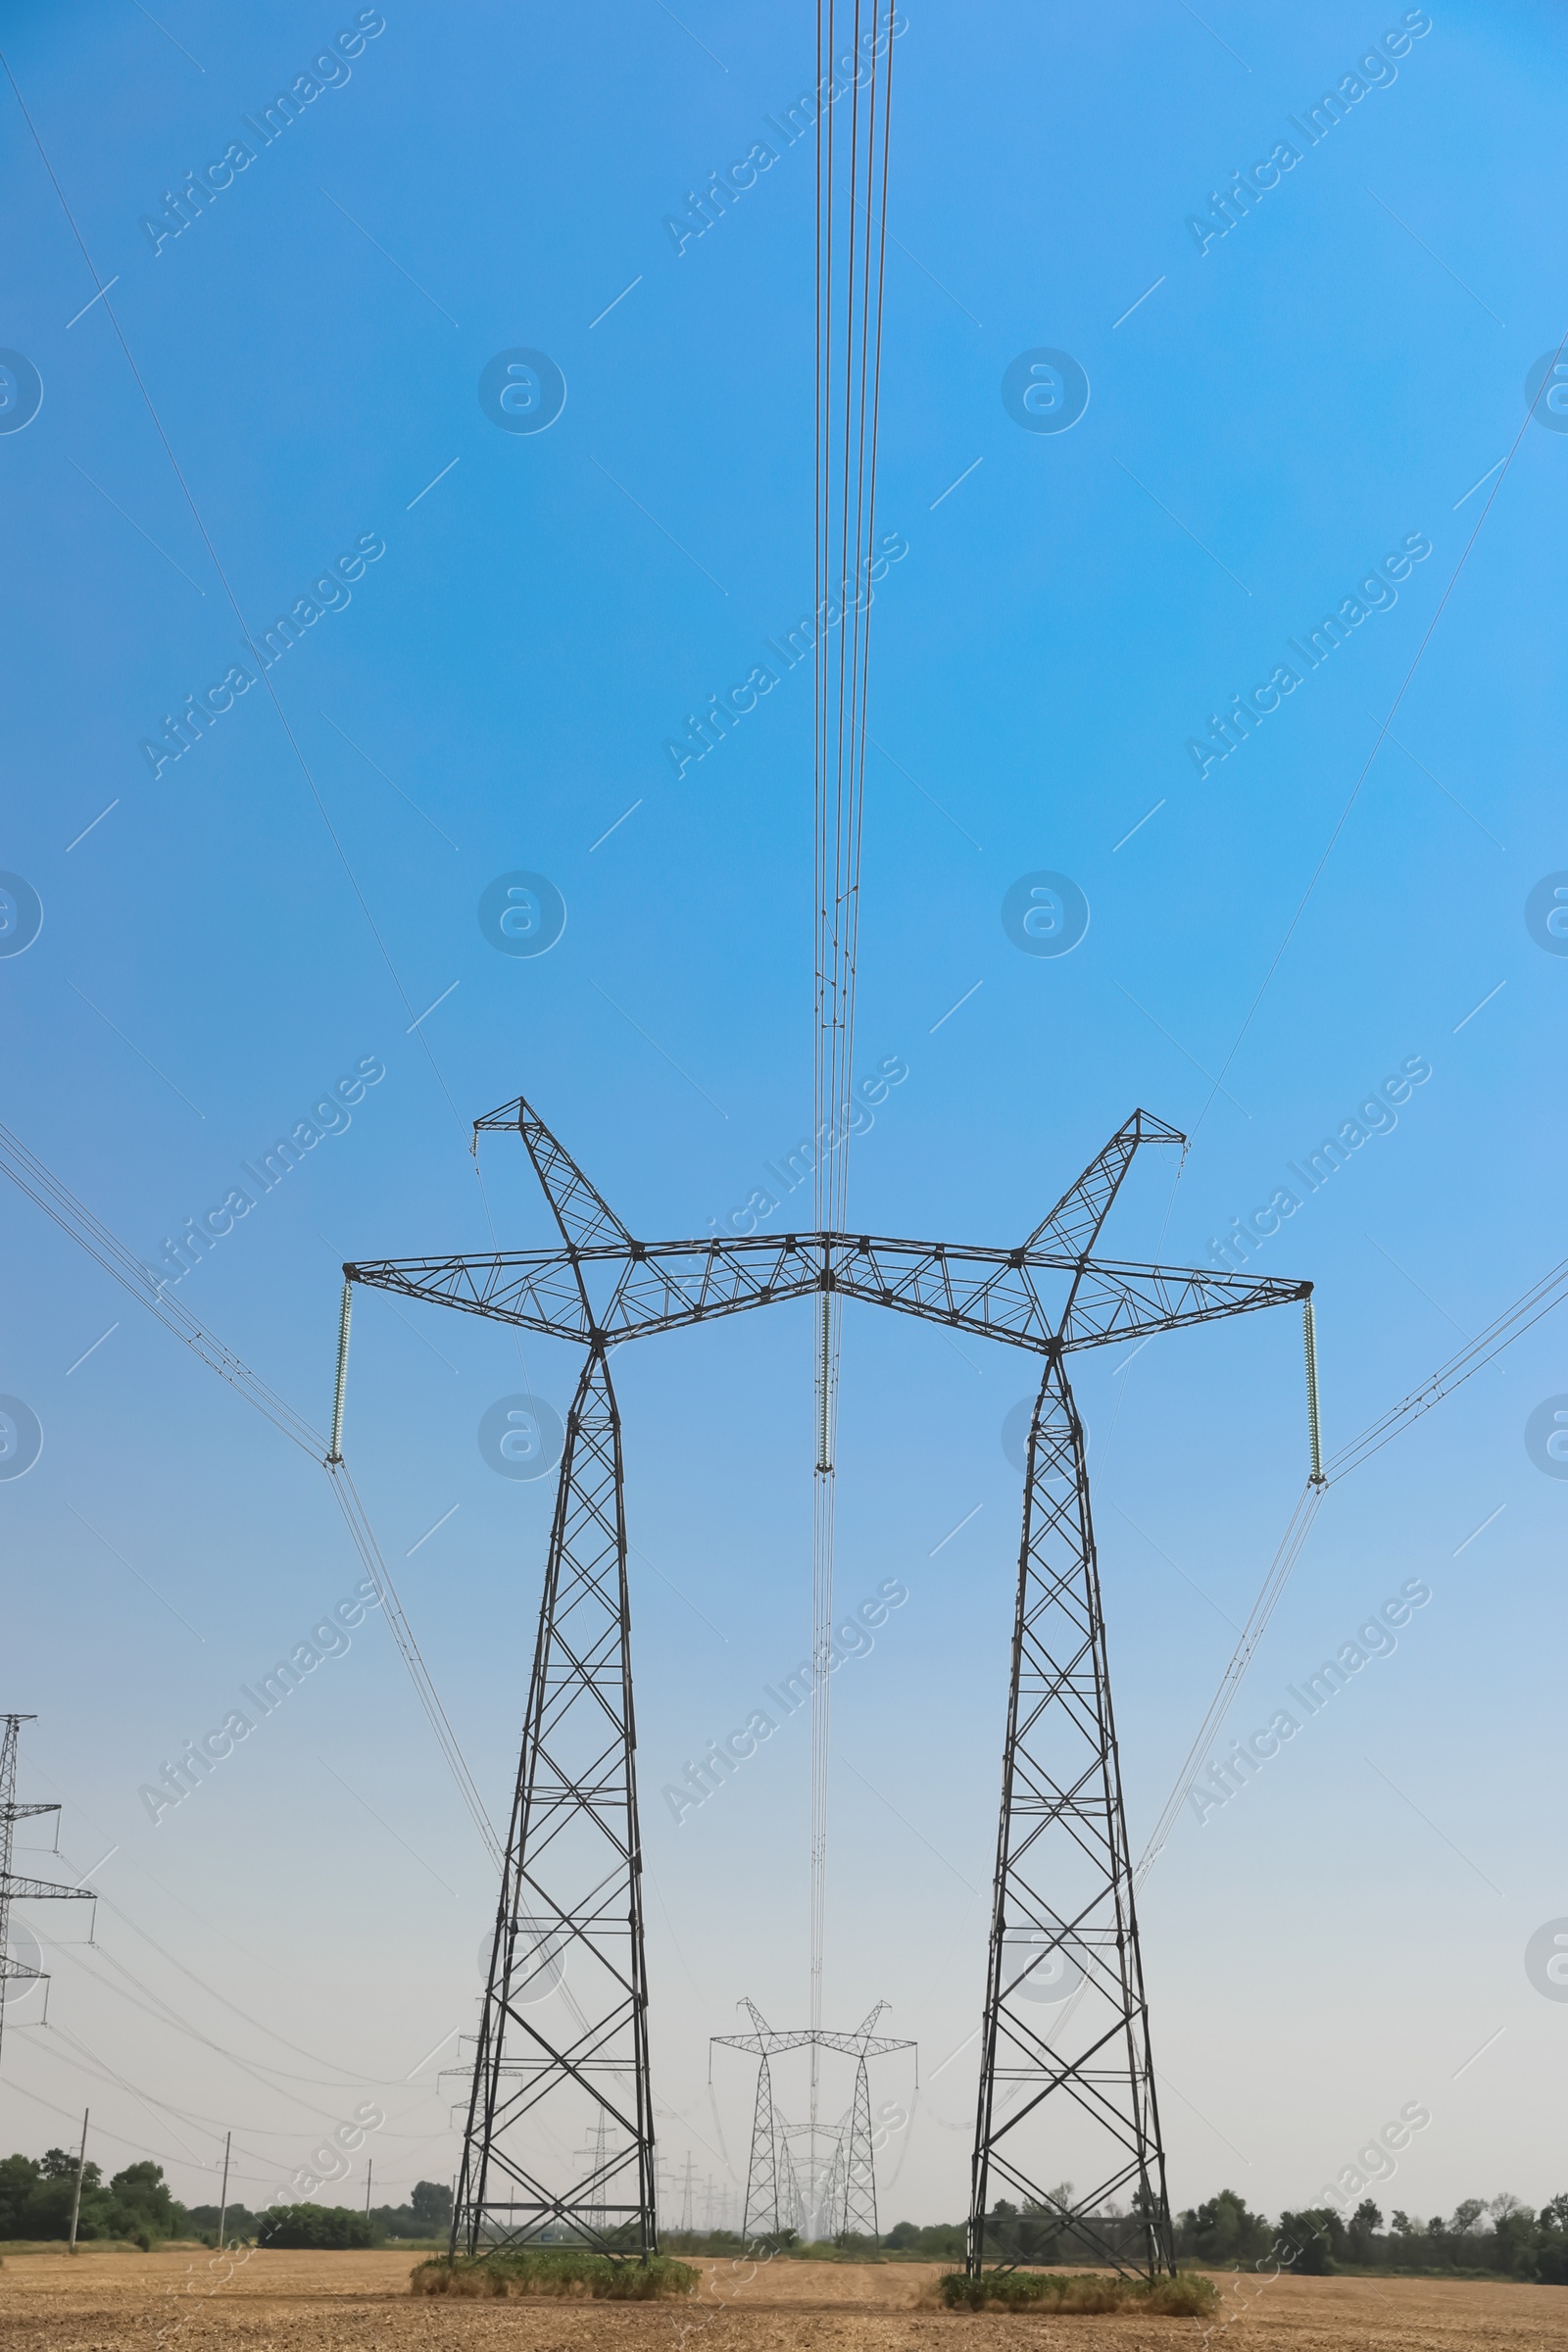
[2,2248,1564,2352]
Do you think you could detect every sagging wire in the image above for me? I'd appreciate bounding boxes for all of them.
[0,1122,499,1869]
[1139,1250,1568,1870]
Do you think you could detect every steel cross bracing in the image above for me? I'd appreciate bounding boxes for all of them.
[969,1354,1173,2278]
[837,2056,878,2240]
[449,1346,656,2258]
[740,2053,805,2239]
[346,1095,1308,2270]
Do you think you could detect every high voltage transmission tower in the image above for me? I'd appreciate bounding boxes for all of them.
[341,1093,1312,2270]
[711,1999,913,2242]
[0,1717,96,2074]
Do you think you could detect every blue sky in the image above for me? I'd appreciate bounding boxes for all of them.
[2,0,1566,2230]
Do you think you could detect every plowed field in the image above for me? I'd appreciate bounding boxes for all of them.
[2,2247,1562,2352]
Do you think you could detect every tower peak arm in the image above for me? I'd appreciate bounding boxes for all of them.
[1023,1110,1185,1257]
[475,1095,636,1255]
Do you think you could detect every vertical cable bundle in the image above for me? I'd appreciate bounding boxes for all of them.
[809,0,898,2191]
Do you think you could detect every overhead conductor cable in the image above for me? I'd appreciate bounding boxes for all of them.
[808,0,897,2215]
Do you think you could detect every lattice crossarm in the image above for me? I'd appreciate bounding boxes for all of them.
[1059,1258,1311,1350]
[1,1872,93,1902]
[607,1244,817,1337]
[346,1250,591,1340]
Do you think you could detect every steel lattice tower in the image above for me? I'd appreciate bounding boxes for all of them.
[969,1353,1168,2273]
[833,2055,879,2240]
[712,1999,912,2242]
[345,1096,1309,2270]
[740,2047,803,2239]
[0,1716,95,2076]
[452,1346,655,2255]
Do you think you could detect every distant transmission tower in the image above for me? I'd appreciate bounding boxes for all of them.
[712,2000,913,2242]
[0,1717,96,2075]
[574,2111,612,2241]
[735,2034,801,2238]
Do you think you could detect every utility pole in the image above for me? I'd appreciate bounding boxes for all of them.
[365,2159,372,2215]
[217,2131,231,2246]
[69,2108,89,2251]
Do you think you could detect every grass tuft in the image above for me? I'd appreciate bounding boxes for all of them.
[411,2248,699,2302]
[939,2268,1220,2316]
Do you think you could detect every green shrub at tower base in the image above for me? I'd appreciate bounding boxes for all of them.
[940,2269,1220,2316]
[412,2248,700,2300]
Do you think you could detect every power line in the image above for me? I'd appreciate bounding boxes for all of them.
[1135,1483,1325,1881]
[67,1876,379,2082]
[43,1935,368,2119]
[1139,1247,1568,1864]
[809,0,899,2155]
[0,1121,323,1457]
[0,1120,499,1869]
[1325,1252,1568,1481]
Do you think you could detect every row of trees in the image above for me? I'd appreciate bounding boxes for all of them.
[875,2191,1568,2282]
[612,2194,1568,2283]
[12,2157,1559,2280]
[0,2153,453,2249]
[0,2152,181,2246]
[1176,2187,1568,2283]
[888,2192,1159,2269]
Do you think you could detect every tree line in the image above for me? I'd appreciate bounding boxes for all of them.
[878,2191,1568,2283]
[565,2197,1568,2282]
[0,2152,452,2249]
[12,2158,1560,2281]
[1174,2187,1568,2283]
